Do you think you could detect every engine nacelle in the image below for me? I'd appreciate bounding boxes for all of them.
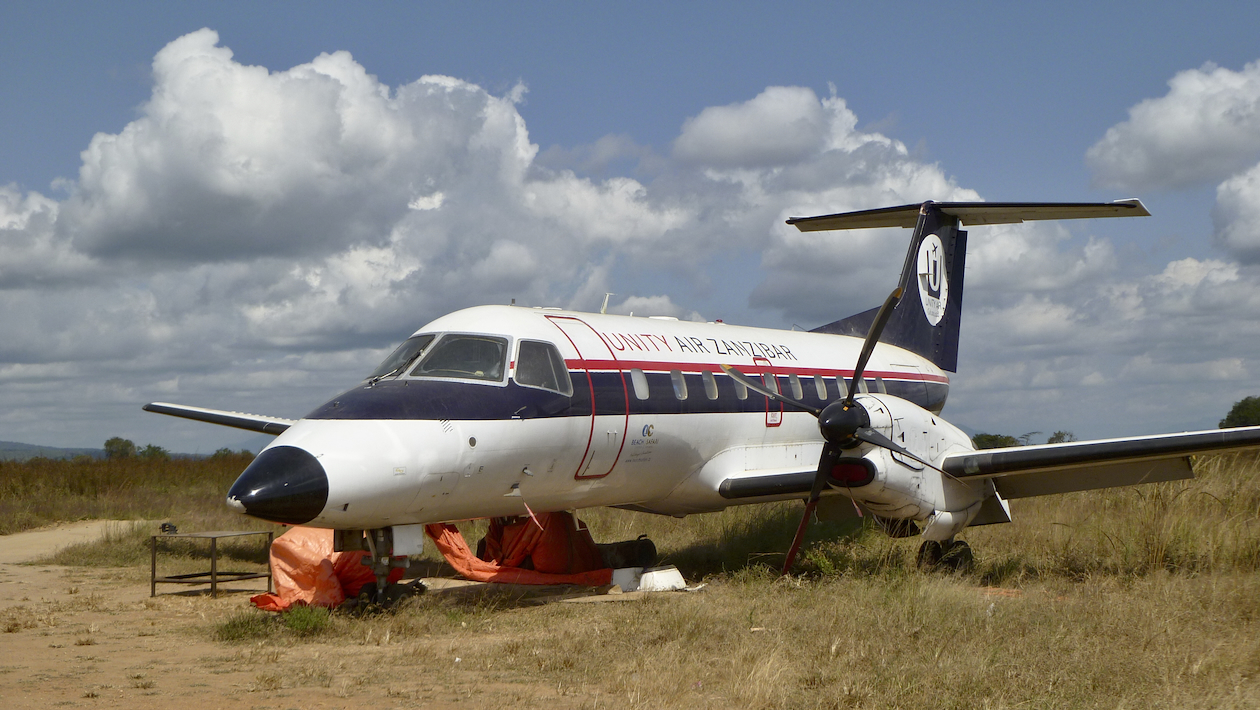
[827,393,983,527]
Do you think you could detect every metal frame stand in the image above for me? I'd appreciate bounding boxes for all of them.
[150,530,274,598]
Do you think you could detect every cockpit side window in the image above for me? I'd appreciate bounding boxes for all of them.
[514,340,573,396]
[366,334,435,380]
[410,335,508,382]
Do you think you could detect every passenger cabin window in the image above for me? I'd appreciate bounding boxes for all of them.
[788,374,804,400]
[733,376,748,400]
[702,370,719,400]
[841,377,856,398]
[367,334,435,380]
[514,340,573,396]
[630,369,650,400]
[410,335,508,382]
[671,370,688,400]
[813,374,828,399]
[874,377,887,394]
[762,373,780,395]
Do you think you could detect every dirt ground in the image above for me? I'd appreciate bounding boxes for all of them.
[0,522,618,709]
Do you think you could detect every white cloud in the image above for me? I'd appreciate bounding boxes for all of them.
[607,295,704,322]
[1089,56,1260,264]
[6,31,1260,451]
[1214,163,1260,261]
[1087,61,1260,190]
[673,86,829,168]
[0,185,96,288]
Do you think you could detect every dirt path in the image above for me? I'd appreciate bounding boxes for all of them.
[0,523,601,709]
[0,520,133,564]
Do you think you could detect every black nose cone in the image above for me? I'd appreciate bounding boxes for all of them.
[227,446,328,525]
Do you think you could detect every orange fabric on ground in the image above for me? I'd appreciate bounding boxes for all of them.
[250,526,404,611]
[482,513,607,574]
[425,513,612,586]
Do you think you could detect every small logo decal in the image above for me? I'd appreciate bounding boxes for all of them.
[642,424,654,437]
[917,233,948,326]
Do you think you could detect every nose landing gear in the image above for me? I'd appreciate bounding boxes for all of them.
[334,527,426,606]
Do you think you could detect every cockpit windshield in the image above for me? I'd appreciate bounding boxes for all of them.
[410,335,508,382]
[366,334,435,381]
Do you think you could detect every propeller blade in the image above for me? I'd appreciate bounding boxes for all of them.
[845,287,903,403]
[782,445,839,574]
[854,426,941,472]
[720,364,822,416]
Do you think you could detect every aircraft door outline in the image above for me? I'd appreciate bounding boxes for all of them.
[753,356,783,427]
[545,315,629,479]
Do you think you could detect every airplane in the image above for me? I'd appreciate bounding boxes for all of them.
[145,199,1260,590]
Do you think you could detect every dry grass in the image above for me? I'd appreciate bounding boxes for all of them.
[0,452,264,534]
[198,571,1260,708]
[8,450,1260,706]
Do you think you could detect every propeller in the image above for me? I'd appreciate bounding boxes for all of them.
[720,287,945,574]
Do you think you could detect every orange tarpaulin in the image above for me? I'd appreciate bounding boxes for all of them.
[425,512,612,586]
[250,526,404,612]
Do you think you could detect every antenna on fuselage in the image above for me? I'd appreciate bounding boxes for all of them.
[600,293,614,314]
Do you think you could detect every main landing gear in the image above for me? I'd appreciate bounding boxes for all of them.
[916,538,973,572]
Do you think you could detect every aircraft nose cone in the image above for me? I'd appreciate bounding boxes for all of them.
[227,446,328,525]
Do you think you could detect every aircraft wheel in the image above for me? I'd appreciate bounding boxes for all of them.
[916,540,943,569]
[939,540,974,572]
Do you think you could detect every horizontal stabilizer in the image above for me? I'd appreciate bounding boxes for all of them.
[788,199,1149,232]
[143,402,294,435]
[943,425,1260,499]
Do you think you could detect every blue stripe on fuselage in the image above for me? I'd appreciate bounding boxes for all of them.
[306,371,947,421]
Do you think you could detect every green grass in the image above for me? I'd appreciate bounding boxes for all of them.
[214,606,334,643]
[215,609,280,642]
[282,604,331,636]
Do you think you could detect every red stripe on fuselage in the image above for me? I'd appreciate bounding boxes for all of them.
[562,358,950,384]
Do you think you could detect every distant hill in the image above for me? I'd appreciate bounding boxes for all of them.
[0,441,105,462]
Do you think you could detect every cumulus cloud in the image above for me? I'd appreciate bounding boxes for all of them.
[0,186,97,288]
[1089,58,1260,266]
[1087,61,1260,191]
[59,29,545,262]
[1213,163,1260,260]
[5,30,1260,450]
[674,86,830,168]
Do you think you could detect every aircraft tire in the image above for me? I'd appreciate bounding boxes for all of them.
[916,540,943,569]
[939,540,974,572]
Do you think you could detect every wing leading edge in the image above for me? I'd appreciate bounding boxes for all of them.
[143,402,294,435]
[943,426,1260,499]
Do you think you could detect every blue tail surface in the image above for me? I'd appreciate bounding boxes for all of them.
[790,200,1150,373]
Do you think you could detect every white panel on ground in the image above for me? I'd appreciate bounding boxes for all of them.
[612,565,687,593]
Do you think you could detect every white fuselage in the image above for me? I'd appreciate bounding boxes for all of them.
[247,305,981,536]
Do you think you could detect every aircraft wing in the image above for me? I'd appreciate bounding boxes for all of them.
[941,426,1260,499]
[142,402,294,435]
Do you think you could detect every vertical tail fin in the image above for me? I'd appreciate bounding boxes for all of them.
[794,199,1149,373]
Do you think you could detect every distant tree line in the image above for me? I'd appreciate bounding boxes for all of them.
[1220,396,1260,429]
[971,431,1076,450]
[102,437,252,461]
[972,394,1260,449]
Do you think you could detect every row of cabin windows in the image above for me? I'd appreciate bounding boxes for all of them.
[370,334,894,404]
[629,368,888,402]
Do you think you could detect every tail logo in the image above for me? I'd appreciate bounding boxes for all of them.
[917,234,948,326]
